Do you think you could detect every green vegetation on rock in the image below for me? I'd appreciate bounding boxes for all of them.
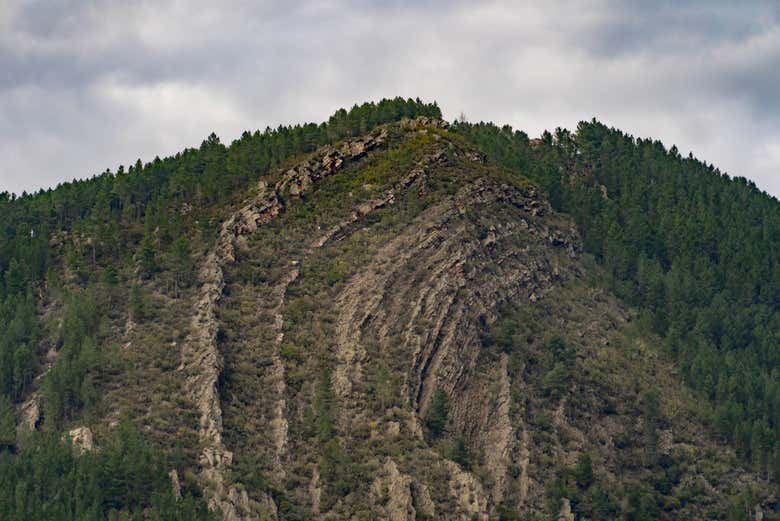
[0,99,776,520]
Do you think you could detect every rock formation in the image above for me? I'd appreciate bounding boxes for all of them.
[182,121,396,519]
[370,459,417,521]
[68,426,94,453]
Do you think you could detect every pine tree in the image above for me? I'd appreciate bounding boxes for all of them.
[3,259,24,296]
[129,285,145,322]
[642,388,661,465]
[138,234,158,278]
[0,394,16,450]
[315,369,336,442]
[574,453,594,489]
[449,437,470,469]
[171,237,193,298]
[426,388,449,437]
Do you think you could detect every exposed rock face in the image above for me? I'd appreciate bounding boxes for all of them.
[332,178,578,421]
[370,459,416,521]
[399,115,449,131]
[19,395,41,432]
[279,129,388,198]
[17,344,60,434]
[479,353,513,503]
[405,182,577,416]
[267,268,299,480]
[331,147,449,410]
[413,482,436,519]
[517,428,531,504]
[169,118,776,520]
[309,467,322,516]
[558,498,575,521]
[209,119,528,520]
[181,122,395,520]
[170,469,182,500]
[69,426,94,453]
[320,166,578,518]
[446,460,490,521]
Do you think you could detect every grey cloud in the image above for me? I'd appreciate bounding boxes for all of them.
[582,2,778,56]
[0,0,778,197]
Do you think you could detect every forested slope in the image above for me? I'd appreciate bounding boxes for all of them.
[0,99,777,520]
[0,98,441,520]
[454,120,780,479]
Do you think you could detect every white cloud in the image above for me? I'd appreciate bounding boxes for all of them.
[94,76,243,148]
[0,0,778,197]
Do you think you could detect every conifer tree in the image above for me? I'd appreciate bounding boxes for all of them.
[426,388,449,437]
[0,394,15,450]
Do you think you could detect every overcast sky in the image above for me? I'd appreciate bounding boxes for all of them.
[1,0,779,197]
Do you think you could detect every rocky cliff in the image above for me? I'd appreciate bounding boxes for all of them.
[201,118,777,519]
[18,116,777,521]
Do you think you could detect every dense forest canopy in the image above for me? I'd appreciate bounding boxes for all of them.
[0,424,216,521]
[454,119,780,480]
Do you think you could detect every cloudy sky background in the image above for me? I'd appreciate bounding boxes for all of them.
[1,0,779,197]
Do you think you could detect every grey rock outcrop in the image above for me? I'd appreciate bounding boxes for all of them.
[170,469,182,500]
[69,426,95,453]
[19,395,41,432]
[182,121,409,520]
[446,460,490,521]
[370,459,417,521]
[558,498,574,521]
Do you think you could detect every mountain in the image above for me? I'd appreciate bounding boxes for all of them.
[0,98,777,520]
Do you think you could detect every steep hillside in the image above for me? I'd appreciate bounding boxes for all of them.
[454,120,780,486]
[0,100,777,521]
